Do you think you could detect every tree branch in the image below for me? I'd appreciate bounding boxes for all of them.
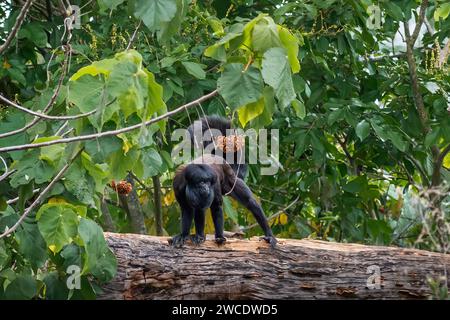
[0,90,218,154]
[410,0,429,46]
[0,0,34,55]
[0,147,83,239]
[0,94,98,121]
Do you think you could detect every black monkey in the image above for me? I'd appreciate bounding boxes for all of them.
[187,115,248,179]
[169,117,276,248]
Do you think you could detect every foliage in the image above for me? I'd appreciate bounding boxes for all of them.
[0,0,450,299]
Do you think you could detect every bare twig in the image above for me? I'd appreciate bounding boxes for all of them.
[0,156,8,182]
[0,147,83,239]
[0,0,34,55]
[6,188,40,205]
[0,94,97,120]
[126,21,142,50]
[0,90,218,154]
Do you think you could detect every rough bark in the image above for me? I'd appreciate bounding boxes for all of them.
[99,233,450,300]
[152,175,163,236]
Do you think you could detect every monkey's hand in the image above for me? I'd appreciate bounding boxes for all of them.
[261,235,277,248]
[168,234,190,248]
[214,236,227,245]
[190,234,205,245]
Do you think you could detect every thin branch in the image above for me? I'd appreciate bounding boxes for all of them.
[0,94,97,121]
[0,0,34,55]
[6,188,40,205]
[0,147,83,239]
[0,90,218,154]
[126,21,141,50]
[0,156,8,182]
[242,195,300,231]
[410,0,429,46]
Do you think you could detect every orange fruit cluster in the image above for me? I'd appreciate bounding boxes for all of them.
[109,180,133,195]
[215,135,244,153]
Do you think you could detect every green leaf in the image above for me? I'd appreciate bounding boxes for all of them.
[68,74,106,113]
[356,120,370,141]
[36,203,79,253]
[343,176,368,194]
[4,275,37,300]
[181,62,206,79]
[384,2,404,20]
[0,240,9,270]
[109,147,140,181]
[69,58,118,81]
[10,150,55,187]
[291,99,306,119]
[217,63,263,110]
[18,22,47,47]
[158,0,190,43]
[434,3,450,21]
[278,26,300,73]
[237,96,265,127]
[141,148,163,179]
[78,218,117,283]
[223,197,238,223]
[98,0,126,10]
[43,272,69,300]
[16,222,48,269]
[261,47,296,109]
[134,0,177,31]
[251,17,281,53]
[425,128,440,147]
[64,161,96,207]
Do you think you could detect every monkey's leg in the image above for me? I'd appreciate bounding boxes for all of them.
[169,207,193,248]
[228,178,277,247]
[191,209,206,245]
[211,203,226,245]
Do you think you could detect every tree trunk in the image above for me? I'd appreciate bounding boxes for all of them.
[152,175,163,236]
[99,233,450,300]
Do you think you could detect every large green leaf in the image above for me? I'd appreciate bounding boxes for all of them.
[134,0,177,31]
[4,275,37,300]
[217,63,263,110]
[251,17,281,53]
[15,222,48,269]
[237,96,265,127]
[181,61,206,79]
[356,120,370,141]
[78,218,117,283]
[261,47,296,109]
[141,148,163,179]
[278,26,300,73]
[36,203,79,253]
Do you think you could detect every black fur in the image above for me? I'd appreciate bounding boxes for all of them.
[169,117,277,248]
[187,115,248,179]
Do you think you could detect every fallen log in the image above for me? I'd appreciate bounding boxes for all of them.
[99,232,450,300]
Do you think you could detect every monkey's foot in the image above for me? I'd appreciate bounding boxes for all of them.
[214,236,227,245]
[190,234,205,245]
[260,235,277,248]
[168,234,190,248]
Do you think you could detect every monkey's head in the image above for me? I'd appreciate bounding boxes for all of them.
[184,164,217,210]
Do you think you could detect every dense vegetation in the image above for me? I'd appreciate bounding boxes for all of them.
[0,0,449,299]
